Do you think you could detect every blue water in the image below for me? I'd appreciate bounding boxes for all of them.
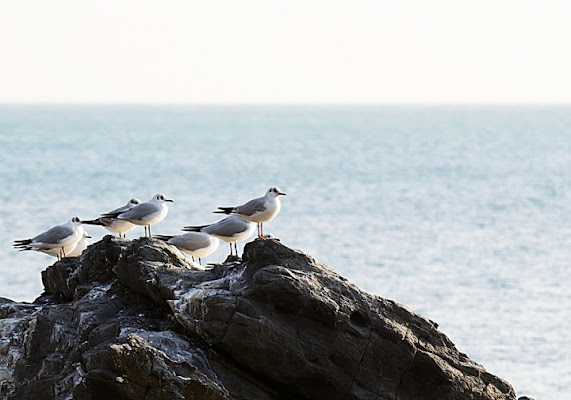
[0,105,569,398]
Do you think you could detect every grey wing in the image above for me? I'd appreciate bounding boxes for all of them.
[118,202,158,220]
[85,217,114,227]
[171,233,212,252]
[205,217,250,237]
[154,234,174,241]
[109,203,133,214]
[234,197,266,217]
[33,225,74,245]
[97,217,118,227]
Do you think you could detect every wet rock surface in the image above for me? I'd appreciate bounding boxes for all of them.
[0,236,517,399]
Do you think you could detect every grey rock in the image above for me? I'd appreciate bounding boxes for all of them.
[0,236,518,399]
[41,235,129,301]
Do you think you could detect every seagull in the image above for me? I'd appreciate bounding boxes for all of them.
[214,186,286,239]
[16,231,90,259]
[101,193,173,237]
[182,215,255,257]
[154,232,220,265]
[13,217,85,260]
[83,198,141,237]
[67,232,91,257]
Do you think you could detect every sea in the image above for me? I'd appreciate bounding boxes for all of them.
[0,104,569,399]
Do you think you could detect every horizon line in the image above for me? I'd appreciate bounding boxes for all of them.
[1,101,570,107]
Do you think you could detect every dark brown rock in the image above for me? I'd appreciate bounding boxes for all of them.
[41,235,128,301]
[0,237,519,400]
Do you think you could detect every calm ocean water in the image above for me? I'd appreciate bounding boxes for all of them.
[0,105,569,398]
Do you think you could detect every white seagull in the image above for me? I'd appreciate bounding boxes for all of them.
[83,198,141,237]
[154,232,220,265]
[182,215,255,257]
[66,232,91,257]
[13,217,85,260]
[101,193,173,237]
[214,186,286,238]
[15,232,90,259]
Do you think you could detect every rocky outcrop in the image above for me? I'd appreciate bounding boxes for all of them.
[0,236,517,400]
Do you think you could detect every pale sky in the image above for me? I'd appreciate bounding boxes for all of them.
[1,0,570,104]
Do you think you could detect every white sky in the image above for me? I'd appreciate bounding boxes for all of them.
[1,0,570,104]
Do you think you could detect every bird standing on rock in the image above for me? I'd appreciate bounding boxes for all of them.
[182,215,255,257]
[154,232,219,265]
[214,187,286,239]
[13,217,85,260]
[101,194,173,237]
[83,198,141,237]
[66,232,91,257]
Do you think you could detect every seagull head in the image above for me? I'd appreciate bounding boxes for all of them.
[267,187,286,197]
[128,198,142,207]
[71,216,83,225]
[154,193,174,203]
